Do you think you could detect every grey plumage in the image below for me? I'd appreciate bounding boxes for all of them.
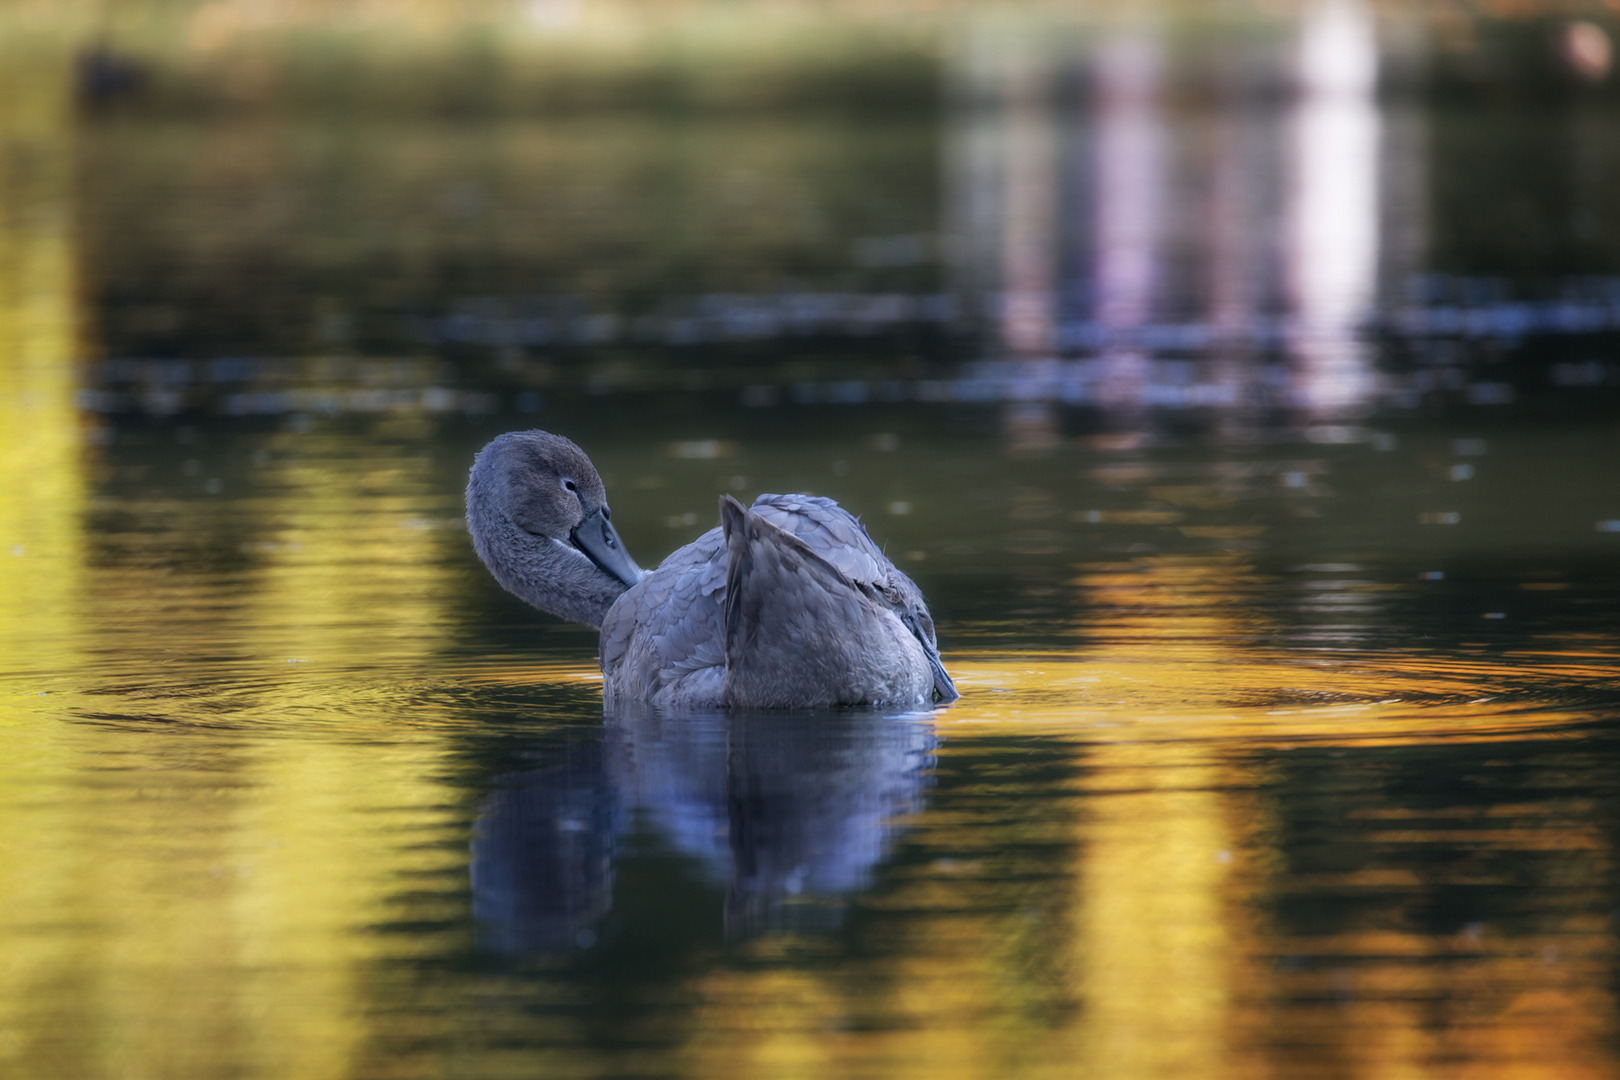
[467,430,958,709]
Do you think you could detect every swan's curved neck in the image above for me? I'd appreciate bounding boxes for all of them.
[467,490,627,630]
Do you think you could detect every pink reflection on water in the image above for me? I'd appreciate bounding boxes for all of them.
[1094,27,1164,409]
[998,54,1057,358]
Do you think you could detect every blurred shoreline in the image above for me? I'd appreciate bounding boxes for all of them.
[3,0,1619,436]
[0,2,1613,118]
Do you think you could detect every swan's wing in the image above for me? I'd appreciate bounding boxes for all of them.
[600,528,728,703]
[750,493,957,702]
[749,493,891,588]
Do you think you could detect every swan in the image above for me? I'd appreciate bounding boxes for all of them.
[465,430,958,709]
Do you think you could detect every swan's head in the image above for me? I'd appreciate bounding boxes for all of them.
[467,431,643,621]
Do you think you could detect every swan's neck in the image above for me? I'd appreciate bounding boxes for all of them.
[467,499,628,630]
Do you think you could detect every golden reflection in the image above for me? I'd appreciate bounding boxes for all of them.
[45,438,470,1078]
[223,734,466,1079]
[924,554,1620,1080]
[1073,743,1236,1080]
[0,85,472,1070]
[0,55,96,1080]
[945,554,1620,742]
[236,427,464,666]
[1016,558,1252,1079]
[0,719,466,1080]
[0,54,80,684]
[1255,900,1616,1078]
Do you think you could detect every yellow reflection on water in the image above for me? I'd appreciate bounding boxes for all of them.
[948,553,1615,743]
[938,555,1617,1080]
[0,717,468,1080]
[1072,742,1237,1080]
[0,449,474,1080]
[235,429,466,670]
[0,57,81,683]
[0,77,473,1071]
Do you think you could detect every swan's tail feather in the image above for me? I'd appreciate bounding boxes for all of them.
[719,494,755,656]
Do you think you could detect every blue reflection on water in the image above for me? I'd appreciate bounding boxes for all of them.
[471,708,938,953]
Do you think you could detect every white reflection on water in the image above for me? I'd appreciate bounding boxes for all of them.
[938,6,1409,417]
[921,5,1620,423]
[1288,0,1380,416]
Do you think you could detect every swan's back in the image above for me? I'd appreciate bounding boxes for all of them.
[600,494,949,709]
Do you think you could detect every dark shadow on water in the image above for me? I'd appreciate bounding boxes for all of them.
[471,737,619,956]
[470,706,938,955]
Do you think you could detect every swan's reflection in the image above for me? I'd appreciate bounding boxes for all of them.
[471,709,938,953]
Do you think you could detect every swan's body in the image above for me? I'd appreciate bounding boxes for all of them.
[466,430,957,709]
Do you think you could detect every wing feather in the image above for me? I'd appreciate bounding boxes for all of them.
[750,494,891,589]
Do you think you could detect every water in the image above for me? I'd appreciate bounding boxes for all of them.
[5,8,1620,1078]
[5,413,1619,1078]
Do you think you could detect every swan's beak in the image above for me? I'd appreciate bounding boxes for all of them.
[571,508,642,588]
[900,610,959,704]
[928,650,960,704]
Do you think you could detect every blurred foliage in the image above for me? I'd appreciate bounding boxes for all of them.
[35,0,947,118]
[0,0,1614,120]
[79,114,940,358]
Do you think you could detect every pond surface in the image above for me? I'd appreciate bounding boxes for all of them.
[4,411,1619,1080]
[4,9,1620,1079]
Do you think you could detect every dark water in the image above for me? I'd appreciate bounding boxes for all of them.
[4,9,1620,1079]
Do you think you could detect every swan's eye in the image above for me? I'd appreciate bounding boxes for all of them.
[562,478,578,493]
